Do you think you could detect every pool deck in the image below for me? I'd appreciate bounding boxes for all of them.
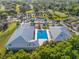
[35,29,51,46]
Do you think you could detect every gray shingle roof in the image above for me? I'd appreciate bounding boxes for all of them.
[49,26,71,41]
[6,23,35,46]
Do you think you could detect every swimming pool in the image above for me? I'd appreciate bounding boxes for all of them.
[37,30,48,39]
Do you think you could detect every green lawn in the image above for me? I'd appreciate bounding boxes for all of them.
[48,11,68,21]
[0,22,17,49]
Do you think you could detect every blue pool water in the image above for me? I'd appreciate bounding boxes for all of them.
[37,30,48,39]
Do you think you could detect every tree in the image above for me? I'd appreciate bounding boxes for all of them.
[0,48,6,59]
[15,49,31,59]
[31,51,40,59]
[5,51,16,59]
[16,4,21,13]
[61,55,71,59]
